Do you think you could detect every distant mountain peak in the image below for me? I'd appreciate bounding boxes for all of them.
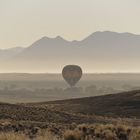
[37,35,67,42]
[90,31,119,36]
[81,31,140,42]
[55,35,63,39]
[55,36,67,41]
[91,31,139,36]
[39,36,51,40]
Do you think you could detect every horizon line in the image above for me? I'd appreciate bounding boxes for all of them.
[0,72,140,74]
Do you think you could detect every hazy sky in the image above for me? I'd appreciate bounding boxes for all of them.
[0,0,140,49]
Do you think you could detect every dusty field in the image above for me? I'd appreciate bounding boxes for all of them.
[1,90,140,139]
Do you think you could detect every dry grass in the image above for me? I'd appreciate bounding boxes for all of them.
[1,124,140,140]
[64,130,82,140]
[63,123,140,140]
[0,131,59,140]
[0,132,29,140]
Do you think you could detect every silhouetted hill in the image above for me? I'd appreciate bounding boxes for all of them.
[1,90,140,131]
[1,31,140,72]
[1,91,140,139]
[40,90,140,118]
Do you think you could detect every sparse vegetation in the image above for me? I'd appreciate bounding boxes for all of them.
[1,124,140,140]
[0,90,140,139]
[0,131,59,140]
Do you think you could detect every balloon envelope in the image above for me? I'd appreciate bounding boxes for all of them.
[62,65,82,87]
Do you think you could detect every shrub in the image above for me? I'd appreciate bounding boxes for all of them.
[64,130,82,140]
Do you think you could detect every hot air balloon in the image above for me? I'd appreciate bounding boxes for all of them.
[62,65,82,87]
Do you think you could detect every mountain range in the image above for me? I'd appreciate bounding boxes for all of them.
[1,31,140,73]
